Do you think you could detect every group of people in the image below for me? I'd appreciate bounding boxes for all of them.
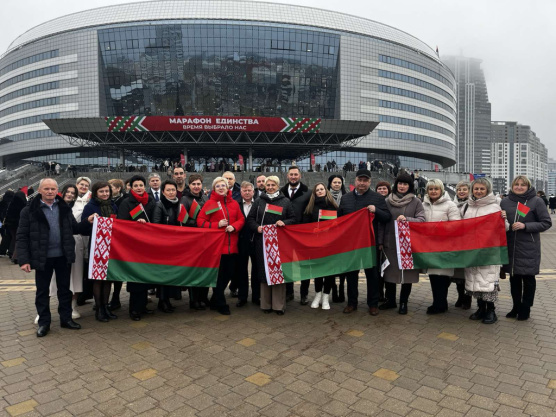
[9,165,552,337]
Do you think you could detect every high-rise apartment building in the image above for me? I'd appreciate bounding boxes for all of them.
[442,56,491,174]
[490,122,548,193]
[547,158,556,195]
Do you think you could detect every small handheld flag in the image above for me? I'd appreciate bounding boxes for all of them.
[189,199,201,219]
[177,204,189,223]
[516,202,530,218]
[319,209,337,220]
[265,204,283,215]
[205,201,221,215]
[130,204,145,219]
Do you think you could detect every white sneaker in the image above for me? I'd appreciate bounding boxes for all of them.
[311,292,322,309]
[71,299,81,319]
[34,315,39,325]
[322,294,331,310]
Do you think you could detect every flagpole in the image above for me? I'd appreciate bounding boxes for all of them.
[142,203,151,223]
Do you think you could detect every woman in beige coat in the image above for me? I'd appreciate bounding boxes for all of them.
[379,173,425,315]
[422,179,461,314]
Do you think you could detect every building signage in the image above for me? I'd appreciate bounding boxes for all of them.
[105,116,321,133]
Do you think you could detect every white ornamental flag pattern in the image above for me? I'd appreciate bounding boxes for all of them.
[262,224,285,285]
[88,217,114,281]
[395,220,414,270]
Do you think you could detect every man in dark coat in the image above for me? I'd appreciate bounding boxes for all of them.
[17,178,85,337]
[254,174,267,199]
[338,169,391,316]
[280,166,311,304]
[223,171,242,204]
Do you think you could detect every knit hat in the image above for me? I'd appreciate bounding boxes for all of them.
[394,173,415,194]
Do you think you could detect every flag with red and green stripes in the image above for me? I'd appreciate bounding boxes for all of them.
[129,204,145,219]
[262,209,375,285]
[177,204,188,223]
[319,209,337,220]
[204,201,221,215]
[89,217,226,287]
[189,199,201,219]
[265,204,283,215]
[395,212,508,270]
[516,202,530,218]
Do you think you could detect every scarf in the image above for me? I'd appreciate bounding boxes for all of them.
[330,189,342,205]
[161,195,179,209]
[387,192,416,208]
[94,197,114,218]
[508,187,536,204]
[267,191,280,199]
[131,189,149,206]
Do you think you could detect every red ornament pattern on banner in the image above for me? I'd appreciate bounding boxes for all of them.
[396,220,414,270]
[262,225,285,285]
[91,217,114,280]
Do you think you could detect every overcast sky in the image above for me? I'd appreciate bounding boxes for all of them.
[2,0,554,156]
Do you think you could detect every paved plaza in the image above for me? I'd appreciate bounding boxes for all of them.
[2,220,556,416]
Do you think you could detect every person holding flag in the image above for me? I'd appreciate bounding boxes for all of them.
[180,174,209,309]
[463,178,509,324]
[117,175,156,321]
[197,177,245,315]
[500,175,551,321]
[152,179,184,313]
[247,176,296,315]
[302,183,339,310]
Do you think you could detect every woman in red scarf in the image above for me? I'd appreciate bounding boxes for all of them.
[117,175,156,321]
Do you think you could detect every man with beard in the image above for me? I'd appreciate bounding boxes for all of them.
[280,166,311,304]
[254,174,267,199]
[172,167,188,200]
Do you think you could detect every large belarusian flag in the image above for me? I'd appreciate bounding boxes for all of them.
[395,212,508,270]
[262,209,375,285]
[89,217,226,286]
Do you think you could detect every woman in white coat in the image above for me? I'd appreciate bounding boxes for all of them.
[422,179,461,314]
[463,178,508,324]
[71,177,92,309]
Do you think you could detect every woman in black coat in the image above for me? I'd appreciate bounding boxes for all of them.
[246,176,296,315]
[4,191,27,263]
[152,180,182,313]
[117,175,156,321]
[303,182,338,310]
[500,175,552,321]
[80,181,118,322]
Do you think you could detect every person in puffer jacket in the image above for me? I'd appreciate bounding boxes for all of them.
[463,178,509,325]
[422,179,461,315]
[500,175,551,321]
[197,177,245,315]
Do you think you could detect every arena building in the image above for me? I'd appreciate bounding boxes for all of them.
[0,0,457,170]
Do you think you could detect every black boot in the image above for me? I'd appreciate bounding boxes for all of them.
[469,300,486,320]
[461,295,472,310]
[104,305,118,320]
[482,302,498,324]
[517,305,530,321]
[331,283,340,303]
[96,304,109,322]
[506,305,519,318]
[398,302,408,315]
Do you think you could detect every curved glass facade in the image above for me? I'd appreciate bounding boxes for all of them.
[99,24,339,118]
[0,0,457,171]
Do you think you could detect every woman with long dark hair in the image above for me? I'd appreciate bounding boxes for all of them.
[327,175,347,302]
[303,182,338,310]
[152,180,182,313]
[81,181,119,322]
[117,175,156,321]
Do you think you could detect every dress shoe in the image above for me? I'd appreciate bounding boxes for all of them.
[61,320,81,330]
[141,309,154,315]
[108,299,121,310]
[130,311,141,321]
[300,297,309,306]
[190,301,205,310]
[236,300,247,307]
[218,306,231,315]
[368,306,379,316]
[158,301,173,313]
[263,309,273,314]
[276,310,285,316]
[343,305,357,314]
[426,305,446,315]
[398,303,408,315]
[378,301,397,310]
[505,308,519,318]
[286,293,294,302]
[230,289,239,298]
[104,306,118,320]
[95,307,109,323]
[37,325,50,337]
